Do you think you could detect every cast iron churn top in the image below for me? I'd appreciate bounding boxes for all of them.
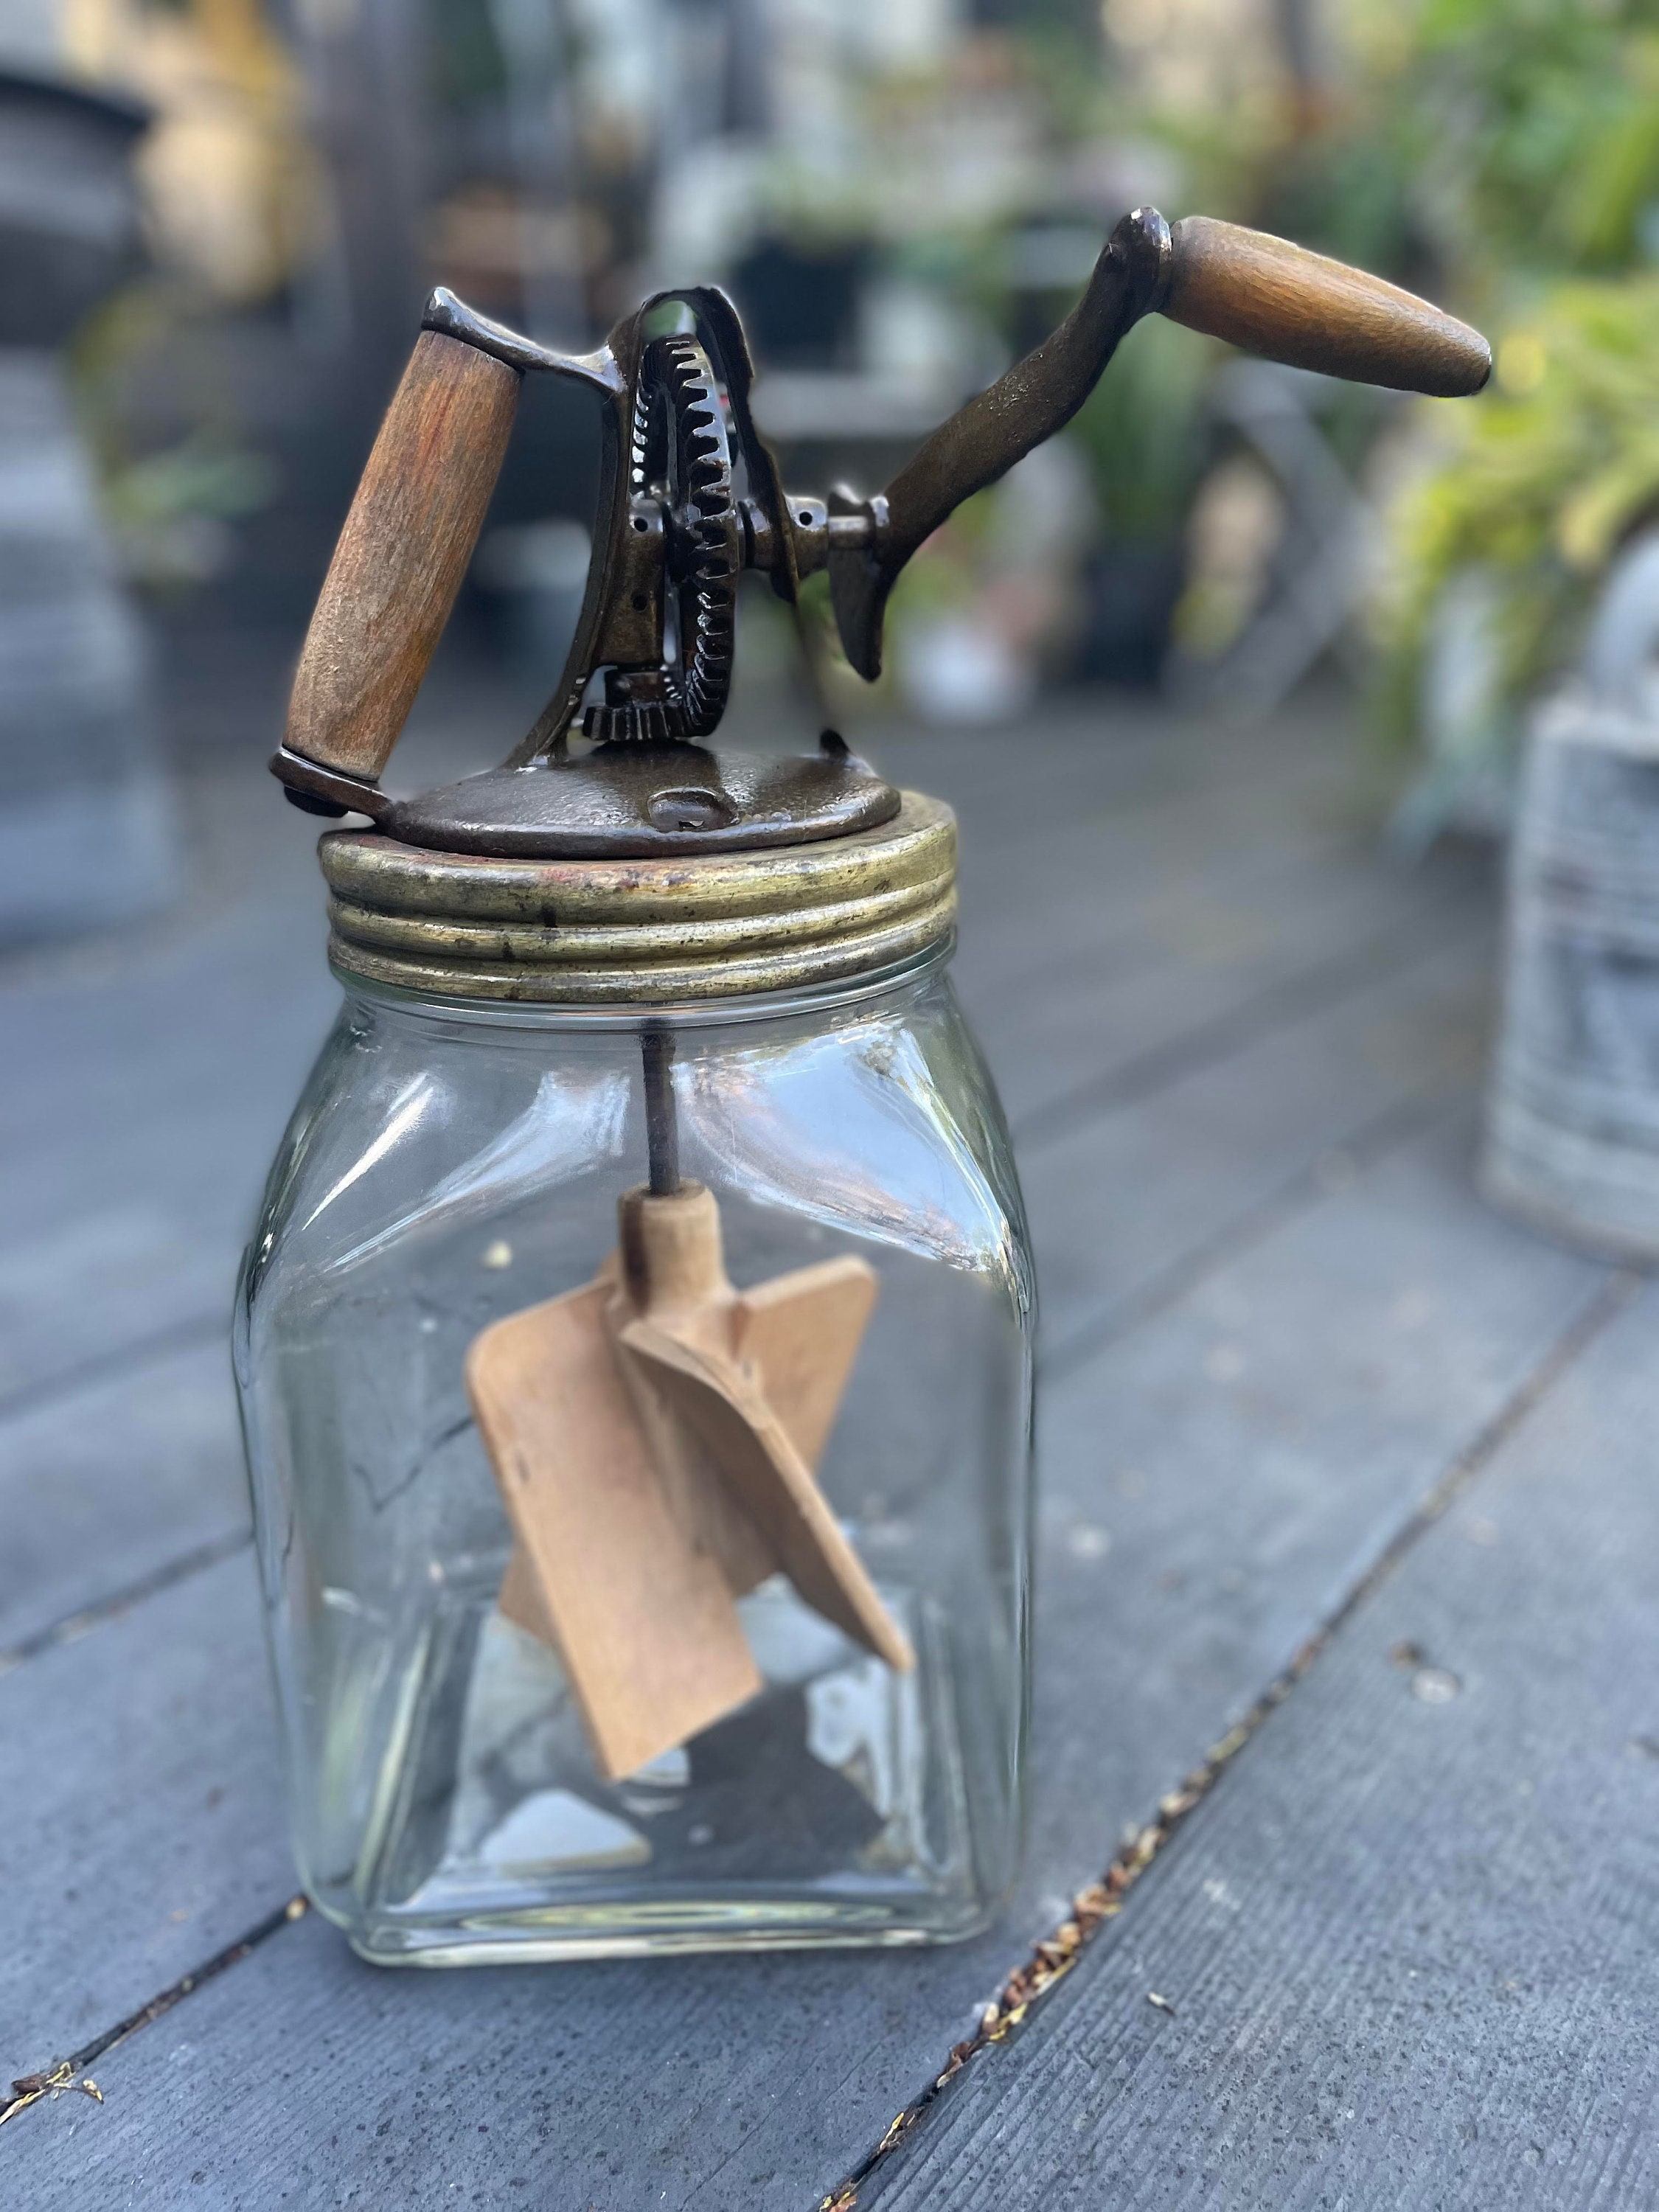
[271,207,1489,1003]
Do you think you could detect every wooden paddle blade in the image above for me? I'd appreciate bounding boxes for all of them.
[285,329,521,784]
[604,1190,877,1599]
[619,1317,914,1674]
[736,1255,877,1469]
[495,1246,877,1614]
[605,1289,779,1599]
[1162,217,1491,397]
[497,1542,556,1644]
[467,1279,761,1780]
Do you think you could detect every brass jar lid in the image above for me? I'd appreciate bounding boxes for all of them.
[321,790,956,1004]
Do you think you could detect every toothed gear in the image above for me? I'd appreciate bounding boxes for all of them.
[638,333,739,738]
[583,698,686,745]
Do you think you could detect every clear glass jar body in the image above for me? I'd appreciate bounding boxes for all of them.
[235,946,1034,1964]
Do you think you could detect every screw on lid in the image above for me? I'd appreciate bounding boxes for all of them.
[320,790,956,1004]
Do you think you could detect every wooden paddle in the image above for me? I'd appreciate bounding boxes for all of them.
[467,1175,908,1781]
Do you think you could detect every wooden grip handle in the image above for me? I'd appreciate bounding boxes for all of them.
[1163,217,1491,397]
[284,330,521,782]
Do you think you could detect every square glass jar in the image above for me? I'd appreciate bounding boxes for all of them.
[235,945,1034,1963]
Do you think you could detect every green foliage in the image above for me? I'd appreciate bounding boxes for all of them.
[426,0,510,110]
[103,434,278,534]
[1135,0,1659,288]
[1381,277,1659,742]
[1390,0,1659,279]
[1068,313,1218,544]
[1338,0,1659,801]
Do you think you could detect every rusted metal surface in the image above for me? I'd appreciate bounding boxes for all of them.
[272,209,1488,864]
[319,789,957,1001]
[378,743,900,860]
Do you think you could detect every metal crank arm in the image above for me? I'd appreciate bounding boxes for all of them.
[822,206,1490,684]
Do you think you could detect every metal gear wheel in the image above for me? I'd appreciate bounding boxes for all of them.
[637,332,740,738]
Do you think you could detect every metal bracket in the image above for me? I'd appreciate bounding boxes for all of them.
[268,743,390,821]
[421,288,623,394]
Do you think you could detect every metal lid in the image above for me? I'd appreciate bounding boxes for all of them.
[321,789,956,1004]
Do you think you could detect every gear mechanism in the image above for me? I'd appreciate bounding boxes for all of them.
[583,333,740,744]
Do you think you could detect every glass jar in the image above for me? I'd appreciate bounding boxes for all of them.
[235,796,1034,1963]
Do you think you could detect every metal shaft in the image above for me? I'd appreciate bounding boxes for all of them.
[641,1023,680,1196]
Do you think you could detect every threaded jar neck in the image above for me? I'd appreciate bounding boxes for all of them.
[319,790,956,1007]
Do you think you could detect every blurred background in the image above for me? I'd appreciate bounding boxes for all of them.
[5,0,1659,1259]
[10,2,1659,2169]
[10,0,1659,872]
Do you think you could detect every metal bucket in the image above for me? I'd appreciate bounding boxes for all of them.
[1483,535,1659,1259]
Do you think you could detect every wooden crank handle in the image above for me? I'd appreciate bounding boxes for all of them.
[830,207,1489,681]
[281,327,521,791]
[1161,217,1492,397]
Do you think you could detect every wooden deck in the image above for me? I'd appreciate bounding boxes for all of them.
[3,653,1652,2208]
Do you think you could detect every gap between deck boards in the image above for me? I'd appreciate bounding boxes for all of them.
[0,1197,1621,2173]
[0,1899,306,2131]
[0,1311,225,1429]
[0,1075,1473,1700]
[1009,888,1483,1152]
[0,1528,251,1682]
[0,883,1484,1677]
[0,906,1498,2124]
[819,1268,1640,2212]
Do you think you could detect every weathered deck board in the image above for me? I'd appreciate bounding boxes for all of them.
[904,700,1484,1133]
[874,687,1362,846]
[1012,1109,1609,1902]
[0,914,335,1402]
[0,1551,288,2061]
[1,681,1613,2211]
[0,695,1375,1457]
[0,1115,1609,2207]
[0,1338,245,1651]
[861,1275,1659,2212]
[0,702,1467,1651]
[1020,927,1490,1363]
[970,855,1479,1138]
